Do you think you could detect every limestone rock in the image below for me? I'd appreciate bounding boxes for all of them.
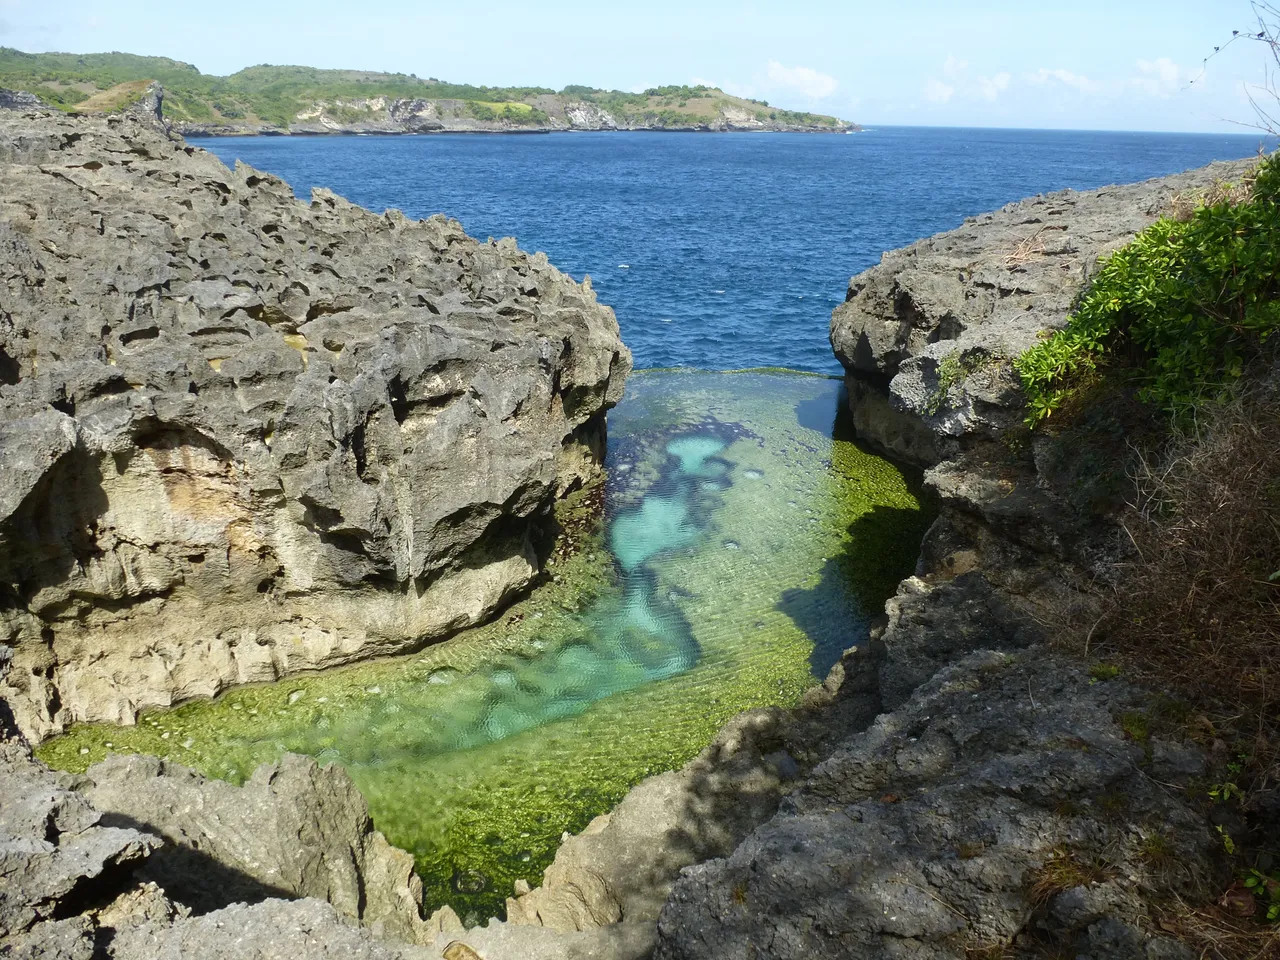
[0,740,161,943]
[107,897,433,960]
[830,158,1259,465]
[0,89,43,111]
[78,752,433,944]
[655,650,1217,959]
[0,111,629,741]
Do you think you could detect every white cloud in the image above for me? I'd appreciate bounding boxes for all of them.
[942,55,969,76]
[1027,68,1100,94]
[924,79,955,104]
[766,60,839,100]
[1134,58,1183,97]
[977,72,1011,101]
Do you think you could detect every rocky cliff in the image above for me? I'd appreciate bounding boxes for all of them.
[830,159,1257,466]
[644,163,1267,958]
[0,110,629,742]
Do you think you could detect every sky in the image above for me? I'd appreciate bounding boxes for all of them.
[1,0,1278,133]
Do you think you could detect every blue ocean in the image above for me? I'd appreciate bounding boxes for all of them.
[200,127,1267,373]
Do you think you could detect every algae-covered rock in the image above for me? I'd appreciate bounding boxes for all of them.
[0,111,629,742]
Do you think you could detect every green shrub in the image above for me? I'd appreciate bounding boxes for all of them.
[1017,156,1280,425]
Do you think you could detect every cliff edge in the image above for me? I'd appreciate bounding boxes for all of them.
[0,111,629,742]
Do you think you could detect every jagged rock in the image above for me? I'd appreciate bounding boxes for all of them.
[107,897,433,960]
[655,650,1217,959]
[0,741,161,944]
[0,111,629,741]
[124,82,170,137]
[78,752,432,944]
[830,158,1259,465]
[0,89,42,111]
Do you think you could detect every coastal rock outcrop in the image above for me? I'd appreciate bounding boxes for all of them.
[78,753,434,944]
[0,728,446,958]
[830,159,1258,466]
[0,111,629,741]
[0,89,42,111]
[634,159,1262,959]
[656,649,1213,959]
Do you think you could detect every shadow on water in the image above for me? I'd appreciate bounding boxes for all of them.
[781,503,935,678]
[781,383,937,678]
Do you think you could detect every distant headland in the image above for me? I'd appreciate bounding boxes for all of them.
[0,47,859,135]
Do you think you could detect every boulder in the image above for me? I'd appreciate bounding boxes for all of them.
[655,650,1215,960]
[78,753,432,944]
[0,111,629,741]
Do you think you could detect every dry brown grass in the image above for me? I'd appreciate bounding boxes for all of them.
[1002,226,1049,266]
[74,80,153,115]
[1155,897,1280,960]
[1170,163,1262,221]
[1034,376,1280,957]
[1028,845,1116,907]
[1097,379,1280,794]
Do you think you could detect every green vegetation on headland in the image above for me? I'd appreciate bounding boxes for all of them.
[0,48,856,134]
[1017,154,1280,426]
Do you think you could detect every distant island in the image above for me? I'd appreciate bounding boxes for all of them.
[0,48,858,136]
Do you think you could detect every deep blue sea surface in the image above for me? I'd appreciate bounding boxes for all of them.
[199,127,1269,373]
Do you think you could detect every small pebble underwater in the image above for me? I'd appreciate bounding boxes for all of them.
[40,370,933,922]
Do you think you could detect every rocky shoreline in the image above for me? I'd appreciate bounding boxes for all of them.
[0,110,1255,960]
[0,109,629,743]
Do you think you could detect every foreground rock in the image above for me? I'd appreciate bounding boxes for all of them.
[656,649,1213,959]
[79,753,434,944]
[830,158,1258,465]
[0,729,444,959]
[0,110,629,742]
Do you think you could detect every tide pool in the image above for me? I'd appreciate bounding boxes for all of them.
[39,370,933,923]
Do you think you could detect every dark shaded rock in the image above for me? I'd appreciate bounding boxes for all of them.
[0,111,629,741]
[0,89,42,111]
[0,741,161,942]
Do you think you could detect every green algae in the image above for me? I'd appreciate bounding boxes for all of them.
[38,370,933,924]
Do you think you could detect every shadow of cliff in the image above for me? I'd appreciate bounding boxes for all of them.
[780,502,936,678]
[95,812,299,915]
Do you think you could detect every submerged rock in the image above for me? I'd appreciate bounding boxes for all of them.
[0,111,629,741]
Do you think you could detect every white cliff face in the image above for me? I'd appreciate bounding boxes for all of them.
[0,112,630,741]
[563,101,618,130]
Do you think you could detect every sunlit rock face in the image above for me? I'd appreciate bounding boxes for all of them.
[0,111,629,741]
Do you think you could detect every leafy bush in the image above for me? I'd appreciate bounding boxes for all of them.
[1016,155,1280,425]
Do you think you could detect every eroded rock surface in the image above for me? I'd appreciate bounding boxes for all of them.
[0,111,629,741]
[830,158,1258,465]
[79,753,432,944]
[656,650,1213,959]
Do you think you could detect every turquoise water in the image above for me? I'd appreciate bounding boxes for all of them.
[42,371,933,922]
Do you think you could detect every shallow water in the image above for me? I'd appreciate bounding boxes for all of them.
[40,371,933,922]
